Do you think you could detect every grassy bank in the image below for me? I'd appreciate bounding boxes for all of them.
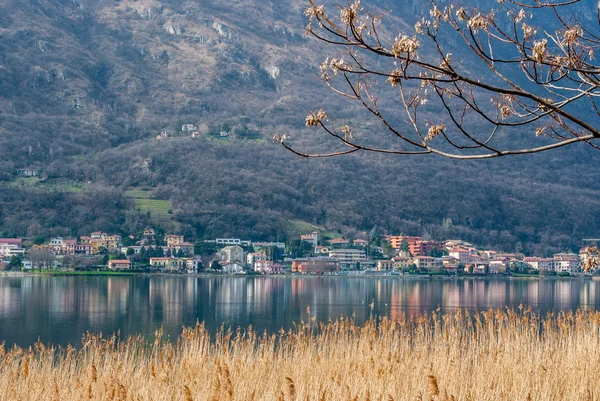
[1,308,600,400]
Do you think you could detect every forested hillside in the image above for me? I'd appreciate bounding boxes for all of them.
[0,0,599,256]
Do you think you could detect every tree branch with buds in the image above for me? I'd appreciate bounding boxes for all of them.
[277,0,600,159]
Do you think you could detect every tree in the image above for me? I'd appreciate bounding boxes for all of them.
[8,255,22,270]
[211,260,222,271]
[126,247,135,256]
[381,240,393,256]
[400,240,410,254]
[32,235,45,246]
[176,249,185,258]
[277,0,600,159]
[194,241,218,256]
[27,249,56,270]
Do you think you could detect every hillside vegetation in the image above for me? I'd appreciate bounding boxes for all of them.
[0,0,599,255]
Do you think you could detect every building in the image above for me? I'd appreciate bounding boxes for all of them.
[143,227,156,239]
[292,257,340,274]
[149,257,187,272]
[108,260,131,270]
[0,243,25,258]
[328,249,367,268]
[217,245,245,265]
[83,233,121,253]
[448,248,470,265]
[329,238,350,248]
[254,260,283,274]
[553,253,581,272]
[412,256,443,271]
[524,257,554,272]
[216,238,251,246]
[252,242,286,251]
[314,246,329,254]
[171,242,194,256]
[442,256,460,268]
[68,241,93,256]
[17,168,39,177]
[222,263,244,273]
[392,256,411,270]
[483,250,497,260]
[385,235,421,250]
[181,124,198,132]
[300,231,319,246]
[352,239,369,247]
[488,260,506,274]
[0,238,23,246]
[247,252,267,266]
[165,234,184,247]
[376,260,394,271]
[417,240,445,256]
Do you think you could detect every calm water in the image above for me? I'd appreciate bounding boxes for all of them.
[0,275,599,347]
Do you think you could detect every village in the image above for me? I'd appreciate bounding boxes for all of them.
[0,228,597,276]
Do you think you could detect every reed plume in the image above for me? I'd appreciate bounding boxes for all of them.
[0,309,598,400]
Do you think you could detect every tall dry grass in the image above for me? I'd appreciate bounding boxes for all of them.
[1,308,600,400]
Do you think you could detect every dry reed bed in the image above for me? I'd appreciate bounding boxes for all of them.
[1,308,600,400]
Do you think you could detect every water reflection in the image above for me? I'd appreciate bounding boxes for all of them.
[0,276,599,347]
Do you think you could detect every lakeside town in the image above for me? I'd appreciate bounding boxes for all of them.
[0,228,598,276]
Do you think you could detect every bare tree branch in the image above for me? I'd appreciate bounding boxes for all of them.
[282,0,600,160]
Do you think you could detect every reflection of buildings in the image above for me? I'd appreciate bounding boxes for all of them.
[2,276,600,348]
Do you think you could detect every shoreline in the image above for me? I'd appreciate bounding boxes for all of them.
[0,270,593,280]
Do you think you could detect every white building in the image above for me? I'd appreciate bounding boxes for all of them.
[524,257,554,271]
[553,253,581,272]
[329,249,367,268]
[448,247,470,265]
[216,238,251,246]
[0,243,26,258]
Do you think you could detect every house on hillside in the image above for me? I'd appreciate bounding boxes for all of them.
[300,231,319,247]
[181,124,197,132]
[329,238,349,248]
[171,242,194,256]
[314,245,329,255]
[143,228,156,242]
[17,168,39,177]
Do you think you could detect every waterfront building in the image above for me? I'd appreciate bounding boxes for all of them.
[292,257,340,274]
[328,249,367,268]
[108,260,131,270]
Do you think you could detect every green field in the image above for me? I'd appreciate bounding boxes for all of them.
[9,177,83,193]
[125,189,172,223]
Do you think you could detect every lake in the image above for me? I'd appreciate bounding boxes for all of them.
[0,275,598,347]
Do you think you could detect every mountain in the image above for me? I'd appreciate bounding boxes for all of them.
[0,0,599,256]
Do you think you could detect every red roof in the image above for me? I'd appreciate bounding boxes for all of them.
[0,238,22,245]
[450,247,469,253]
